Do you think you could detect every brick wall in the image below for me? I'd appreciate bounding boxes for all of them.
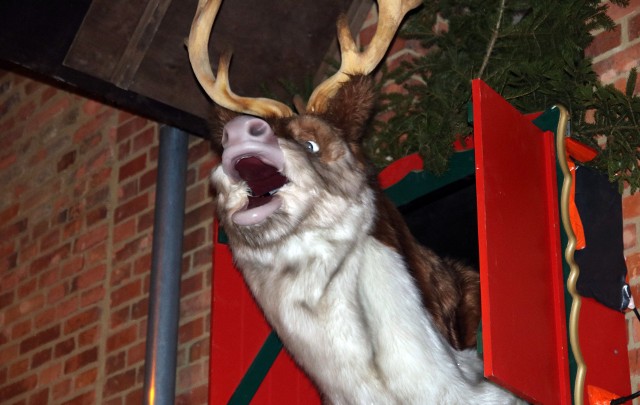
[0,71,214,404]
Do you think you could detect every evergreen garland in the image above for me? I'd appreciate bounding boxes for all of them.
[367,0,640,192]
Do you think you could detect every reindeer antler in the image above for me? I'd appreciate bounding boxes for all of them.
[188,0,294,118]
[306,0,422,114]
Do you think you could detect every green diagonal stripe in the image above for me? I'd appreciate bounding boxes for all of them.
[228,331,284,405]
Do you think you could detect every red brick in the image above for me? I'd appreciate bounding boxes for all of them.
[185,203,212,232]
[80,285,105,307]
[74,264,106,290]
[20,325,61,354]
[139,168,157,191]
[183,227,206,253]
[117,116,150,142]
[118,179,139,202]
[114,235,151,263]
[55,296,81,319]
[26,96,70,132]
[180,292,209,316]
[0,153,18,170]
[40,228,61,251]
[74,224,109,253]
[64,307,101,334]
[111,279,141,308]
[11,319,31,340]
[1,218,28,241]
[73,110,111,144]
[119,154,147,182]
[59,256,85,281]
[82,99,105,115]
[132,127,156,153]
[593,42,640,83]
[0,251,17,273]
[31,347,52,368]
[86,205,108,226]
[28,387,49,405]
[106,351,126,375]
[115,194,149,223]
[39,362,63,385]
[0,240,16,259]
[8,357,29,379]
[606,0,640,20]
[18,293,45,317]
[29,243,71,275]
[0,374,37,401]
[104,369,137,397]
[62,390,95,405]
[185,184,205,210]
[74,367,98,389]
[17,277,37,299]
[86,242,108,264]
[107,325,138,352]
[192,246,212,268]
[125,387,144,405]
[34,308,56,329]
[137,210,155,233]
[189,337,209,363]
[110,306,131,329]
[176,384,208,405]
[177,362,206,389]
[131,297,149,321]
[78,325,99,347]
[0,342,19,366]
[113,218,136,243]
[127,342,146,366]
[64,346,98,373]
[624,190,640,218]
[51,377,72,400]
[179,318,204,345]
[629,12,640,42]
[0,203,19,227]
[585,25,622,58]
[55,338,76,358]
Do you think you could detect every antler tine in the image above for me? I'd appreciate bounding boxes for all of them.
[188,0,294,118]
[306,0,421,114]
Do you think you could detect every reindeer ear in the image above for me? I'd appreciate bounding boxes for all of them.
[323,75,376,142]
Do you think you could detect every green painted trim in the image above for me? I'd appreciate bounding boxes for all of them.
[218,226,228,244]
[384,149,475,206]
[228,331,284,405]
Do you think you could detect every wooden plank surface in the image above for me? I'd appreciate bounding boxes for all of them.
[472,79,571,404]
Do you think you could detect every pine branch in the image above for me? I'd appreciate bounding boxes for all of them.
[478,0,506,79]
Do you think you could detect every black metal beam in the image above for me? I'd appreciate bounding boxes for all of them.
[143,125,189,405]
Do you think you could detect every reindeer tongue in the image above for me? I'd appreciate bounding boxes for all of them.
[234,157,288,199]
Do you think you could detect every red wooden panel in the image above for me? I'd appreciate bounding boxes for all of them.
[579,298,630,400]
[209,220,320,404]
[472,79,571,404]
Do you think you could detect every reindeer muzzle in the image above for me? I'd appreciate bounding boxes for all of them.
[221,116,288,226]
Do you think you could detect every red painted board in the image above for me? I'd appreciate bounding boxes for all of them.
[209,220,320,404]
[472,79,571,404]
[579,297,630,401]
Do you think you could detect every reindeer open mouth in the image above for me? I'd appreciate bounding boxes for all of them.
[235,156,288,208]
[221,116,289,226]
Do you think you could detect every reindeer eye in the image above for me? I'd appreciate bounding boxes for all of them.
[304,140,320,153]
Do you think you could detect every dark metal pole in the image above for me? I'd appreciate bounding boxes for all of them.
[143,125,189,405]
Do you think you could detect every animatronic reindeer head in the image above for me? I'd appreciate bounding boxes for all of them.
[187,0,421,244]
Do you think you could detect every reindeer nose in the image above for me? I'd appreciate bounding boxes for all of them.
[222,116,276,149]
[220,115,284,181]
